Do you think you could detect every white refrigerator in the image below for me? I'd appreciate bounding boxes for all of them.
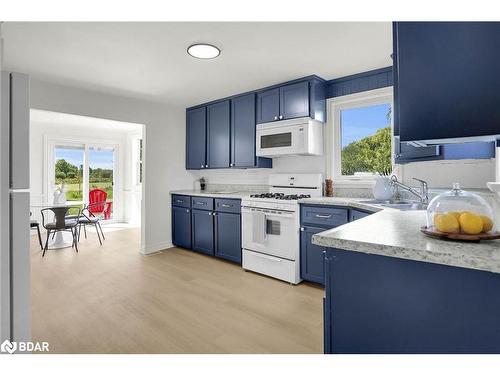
[0,71,31,344]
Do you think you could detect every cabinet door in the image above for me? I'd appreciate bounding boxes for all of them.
[191,209,214,256]
[207,100,230,168]
[280,81,309,120]
[172,206,192,249]
[395,22,500,142]
[256,88,280,124]
[214,212,241,264]
[186,107,206,169]
[349,209,371,222]
[231,93,256,167]
[300,226,326,285]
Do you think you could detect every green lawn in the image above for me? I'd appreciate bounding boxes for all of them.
[59,181,113,201]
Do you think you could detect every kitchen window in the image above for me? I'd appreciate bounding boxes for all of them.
[327,87,394,186]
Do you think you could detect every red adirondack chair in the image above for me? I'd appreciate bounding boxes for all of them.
[89,189,113,220]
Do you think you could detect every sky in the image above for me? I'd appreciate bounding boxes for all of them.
[55,147,114,170]
[341,103,391,148]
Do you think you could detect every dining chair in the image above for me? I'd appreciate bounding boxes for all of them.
[77,202,106,245]
[40,205,81,257]
[30,212,43,250]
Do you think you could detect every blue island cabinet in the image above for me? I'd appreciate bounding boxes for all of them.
[324,248,500,354]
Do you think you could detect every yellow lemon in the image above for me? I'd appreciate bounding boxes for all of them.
[434,213,460,233]
[446,211,462,221]
[459,212,483,235]
[480,215,494,233]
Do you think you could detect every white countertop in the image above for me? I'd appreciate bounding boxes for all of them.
[309,198,500,274]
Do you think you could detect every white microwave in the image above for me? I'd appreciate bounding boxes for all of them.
[256,117,323,157]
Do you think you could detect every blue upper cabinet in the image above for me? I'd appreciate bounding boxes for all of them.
[394,22,500,142]
[186,107,206,170]
[231,93,272,168]
[207,100,230,169]
[256,87,280,123]
[186,75,325,170]
[256,77,326,124]
[280,81,310,120]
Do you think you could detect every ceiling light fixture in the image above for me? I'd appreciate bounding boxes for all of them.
[187,43,221,59]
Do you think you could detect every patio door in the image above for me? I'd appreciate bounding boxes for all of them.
[47,140,118,221]
[87,144,116,220]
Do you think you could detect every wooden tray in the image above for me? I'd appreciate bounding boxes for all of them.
[420,226,500,242]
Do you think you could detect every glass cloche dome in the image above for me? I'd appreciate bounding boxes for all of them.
[426,183,495,235]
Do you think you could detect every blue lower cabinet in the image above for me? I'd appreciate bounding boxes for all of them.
[214,212,241,264]
[300,226,326,284]
[324,247,500,354]
[172,206,191,249]
[349,209,371,222]
[191,209,214,256]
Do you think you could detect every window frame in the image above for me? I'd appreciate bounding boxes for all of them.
[326,86,394,187]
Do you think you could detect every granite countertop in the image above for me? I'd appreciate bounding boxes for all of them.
[170,190,255,199]
[312,207,500,274]
[298,196,385,213]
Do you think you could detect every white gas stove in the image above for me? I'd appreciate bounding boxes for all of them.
[241,174,323,284]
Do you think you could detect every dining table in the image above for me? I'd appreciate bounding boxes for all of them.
[30,201,83,250]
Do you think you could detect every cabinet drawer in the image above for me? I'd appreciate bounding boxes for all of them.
[191,196,214,211]
[242,249,298,284]
[215,198,241,213]
[172,194,191,208]
[301,205,348,228]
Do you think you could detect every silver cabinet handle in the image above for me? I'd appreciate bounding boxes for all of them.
[196,201,206,205]
[279,115,283,120]
[205,164,208,168]
[315,214,332,219]
[300,227,305,232]
[274,116,278,120]
[221,204,232,208]
[201,165,204,168]
[186,209,190,213]
[176,199,183,203]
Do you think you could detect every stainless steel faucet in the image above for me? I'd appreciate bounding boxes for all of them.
[390,175,429,204]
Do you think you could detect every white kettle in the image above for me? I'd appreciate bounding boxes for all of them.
[373,176,394,201]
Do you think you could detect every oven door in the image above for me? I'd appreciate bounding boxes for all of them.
[256,124,306,157]
[242,206,298,260]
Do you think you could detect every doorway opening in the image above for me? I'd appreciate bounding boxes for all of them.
[30,109,145,244]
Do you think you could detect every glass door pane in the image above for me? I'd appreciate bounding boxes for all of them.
[88,145,115,220]
[54,145,84,202]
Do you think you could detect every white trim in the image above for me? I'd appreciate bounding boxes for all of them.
[326,87,394,184]
[141,241,172,255]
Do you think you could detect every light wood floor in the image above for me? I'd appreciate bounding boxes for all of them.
[31,228,324,353]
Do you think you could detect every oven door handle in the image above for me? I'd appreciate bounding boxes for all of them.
[262,214,268,241]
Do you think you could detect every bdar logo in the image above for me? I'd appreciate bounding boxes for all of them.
[1,339,17,354]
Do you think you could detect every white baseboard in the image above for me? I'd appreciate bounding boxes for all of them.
[141,241,173,255]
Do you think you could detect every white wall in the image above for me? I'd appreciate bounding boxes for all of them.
[189,155,325,186]
[29,79,193,254]
[193,145,495,191]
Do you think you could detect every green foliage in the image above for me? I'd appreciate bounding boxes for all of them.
[55,159,113,201]
[341,126,392,175]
